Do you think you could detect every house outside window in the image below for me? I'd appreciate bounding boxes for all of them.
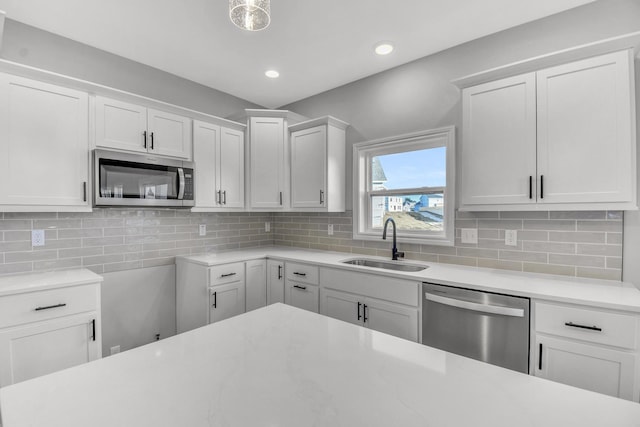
[353,126,456,246]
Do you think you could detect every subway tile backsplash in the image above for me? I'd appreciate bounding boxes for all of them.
[0,209,274,276]
[273,210,624,281]
[0,209,624,281]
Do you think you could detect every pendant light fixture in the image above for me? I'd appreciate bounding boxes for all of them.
[229,0,271,31]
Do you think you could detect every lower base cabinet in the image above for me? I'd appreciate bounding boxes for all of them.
[267,260,285,305]
[285,281,319,313]
[209,282,245,324]
[245,259,267,312]
[320,288,418,342]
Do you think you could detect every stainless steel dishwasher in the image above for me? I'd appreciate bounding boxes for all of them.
[422,282,530,373]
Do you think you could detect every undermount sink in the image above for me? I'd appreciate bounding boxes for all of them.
[341,258,428,272]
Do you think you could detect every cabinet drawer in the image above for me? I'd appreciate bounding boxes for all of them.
[285,262,319,285]
[0,284,98,328]
[535,302,638,350]
[209,263,245,286]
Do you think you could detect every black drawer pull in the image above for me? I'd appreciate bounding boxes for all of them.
[35,303,67,311]
[357,302,362,321]
[212,291,217,308]
[91,319,96,341]
[277,265,283,280]
[565,322,602,332]
[293,284,307,291]
[293,272,307,277]
[363,304,368,323]
[220,272,237,278]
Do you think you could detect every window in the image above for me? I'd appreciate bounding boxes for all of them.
[353,126,455,246]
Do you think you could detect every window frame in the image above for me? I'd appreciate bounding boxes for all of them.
[352,126,456,246]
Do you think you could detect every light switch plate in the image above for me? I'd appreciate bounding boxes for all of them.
[328,224,334,236]
[265,222,271,232]
[32,229,45,247]
[505,230,518,246]
[461,228,478,244]
[198,224,206,236]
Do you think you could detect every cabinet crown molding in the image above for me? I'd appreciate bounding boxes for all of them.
[452,31,640,88]
[288,116,350,132]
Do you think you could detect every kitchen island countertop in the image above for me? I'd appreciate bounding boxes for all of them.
[1,303,639,426]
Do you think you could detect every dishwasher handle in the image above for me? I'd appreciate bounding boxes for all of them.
[425,292,525,317]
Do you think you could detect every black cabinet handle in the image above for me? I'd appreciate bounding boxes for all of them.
[223,190,227,205]
[83,182,87,202]
[320,190,324,205]
[529,176,532,199]
[279,191,283,205]
[565,322,602,332]
[220,272,236,278]
[540,175,544,199]
[216,190,221,204]
[363,304,368,323]
[143,130,147,148]
[212,291,217,308]
[538,343,543,370]
[357,302,362,321]
[277,265,283,280]
[293,272,307,277]
[91,319,96,341]
[293,284,307,291]
[150,132,154,150]
[35,303,67,311]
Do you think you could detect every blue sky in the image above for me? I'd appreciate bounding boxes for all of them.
[376,147,446,189]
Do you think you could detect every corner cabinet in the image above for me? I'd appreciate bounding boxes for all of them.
[193,120,245,210]
[248,115,288,209]
[533,301,640,401]
[460,49,636,211]
[266,260,285,305]
[0,270,102,387]
[0,73,90,210]
[95,96,192,160]
[289,116,348,212]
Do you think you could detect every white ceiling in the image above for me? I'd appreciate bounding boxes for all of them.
[0,0,595,108]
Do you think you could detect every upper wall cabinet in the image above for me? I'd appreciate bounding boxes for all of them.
[289,116,349,212]
[193,120,245,211]
[249,115,288,209]
[95,96,192,160]
[460,49,636,211]
[0,73,90,211]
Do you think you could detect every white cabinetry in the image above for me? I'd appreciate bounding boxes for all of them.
[319,268,419,342]
[95,96,192,160]
[245,259,266,312]
[0,74,90,210]
[533,301,640,401]
[193,120,245,210]
[0,271,102,387]
[267,260,285,305]
[284,262,319,313]
[289,116,348,212]
[209,263,245,324]
[460,49,636,210]
[249,115,287,209]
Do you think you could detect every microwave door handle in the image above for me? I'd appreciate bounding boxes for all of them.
[424,293,524,317]
[177,168,185,200]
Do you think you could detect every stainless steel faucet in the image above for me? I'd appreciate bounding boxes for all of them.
[382,217,405,261]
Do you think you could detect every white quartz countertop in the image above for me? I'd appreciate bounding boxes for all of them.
[178,247,640,312]
[0,268,103,297]
[1,304,639,427]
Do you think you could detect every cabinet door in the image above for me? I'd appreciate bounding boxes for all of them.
[249,117,285,208]
[193,120,220,208]
[461,73,537,206]
[218,127,245,208]
[148,108,192,159]
[0,74,90,207]
[0,312,99,387]
[209,282,245,324]
[95,96,148,153]
[266,260,285,305]
[320,288,362,327]
[537,50,634,204]
[363,298,418,342]
[291,125,327,208]
[535,335,636,400]
[245,260,266,312]
[285,281,318,313]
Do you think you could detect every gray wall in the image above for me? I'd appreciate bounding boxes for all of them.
[0,19,263,117]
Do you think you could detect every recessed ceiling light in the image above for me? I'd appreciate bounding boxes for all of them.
[265,70,280,78]
[374,42,394,56]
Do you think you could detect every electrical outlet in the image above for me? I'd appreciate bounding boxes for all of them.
[505,230,518,246]
[265,222,271,232]
[328,224,334,236]
[199,224,206,236]
[461,228,478,244]
[32,229,45,247]
[110,345,120,355]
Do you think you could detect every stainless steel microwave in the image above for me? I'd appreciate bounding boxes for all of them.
[93,149,195,207]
